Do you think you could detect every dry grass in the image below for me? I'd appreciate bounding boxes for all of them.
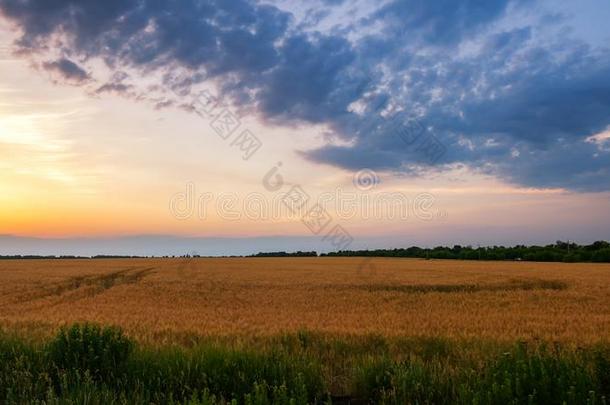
[0,257,609,344]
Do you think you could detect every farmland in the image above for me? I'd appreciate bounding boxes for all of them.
[0,258,609,403]
[1,257,609,343]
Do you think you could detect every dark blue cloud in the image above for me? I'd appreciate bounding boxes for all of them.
[254,33,357,124]
[0,0,289,74]
[307,27,610,190]
[1,0,609,191]
[42,57,89,82]
[366,0,528,46]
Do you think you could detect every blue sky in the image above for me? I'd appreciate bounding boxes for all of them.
[0,0,609,254]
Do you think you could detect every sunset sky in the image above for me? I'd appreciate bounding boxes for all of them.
[1,0,610,255]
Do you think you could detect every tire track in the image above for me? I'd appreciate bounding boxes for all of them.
[3,266,156,307]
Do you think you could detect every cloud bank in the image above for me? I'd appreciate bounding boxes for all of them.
[1,0,609,190]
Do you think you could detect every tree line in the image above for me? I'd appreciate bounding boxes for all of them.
[2,241,610,262]
[321,241,610,263]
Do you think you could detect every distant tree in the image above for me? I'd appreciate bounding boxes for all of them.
[592,248,610,263]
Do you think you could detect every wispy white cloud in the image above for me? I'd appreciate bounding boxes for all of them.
[0,100,99,189]
[586,126,610,151]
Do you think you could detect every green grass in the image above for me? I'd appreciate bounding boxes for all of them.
[0,324,608,404]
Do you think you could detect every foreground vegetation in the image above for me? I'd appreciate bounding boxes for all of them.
[1,324,608,404]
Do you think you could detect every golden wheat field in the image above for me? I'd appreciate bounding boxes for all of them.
[0,257,609,344]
